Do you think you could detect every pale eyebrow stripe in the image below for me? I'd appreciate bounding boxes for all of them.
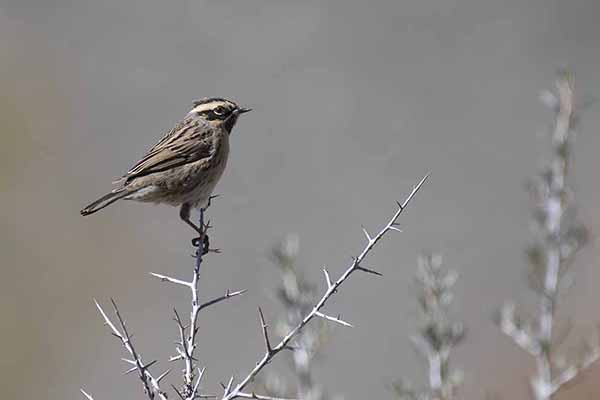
[190,101,229,114]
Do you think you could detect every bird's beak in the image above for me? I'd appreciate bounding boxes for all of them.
[237,107,252,114]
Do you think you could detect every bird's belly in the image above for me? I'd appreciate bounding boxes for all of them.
[166,153,228,207]
[181,172,220,208]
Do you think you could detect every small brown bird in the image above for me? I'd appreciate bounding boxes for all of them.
[81,97,251,236]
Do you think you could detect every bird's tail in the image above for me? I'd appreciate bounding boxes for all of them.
[80,188,132,216]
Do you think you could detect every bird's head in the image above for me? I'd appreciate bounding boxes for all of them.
[189,97,251,133]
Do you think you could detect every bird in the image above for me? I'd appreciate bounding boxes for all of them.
[80,97,251,240]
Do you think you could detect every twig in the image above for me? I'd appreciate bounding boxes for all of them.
[221,174,429,400]
[80,389,95,400]
[94,299,168,400]
[236,392,297,400]
[84,202,244,399]
[259,235,331,400]
[151,207,245,399]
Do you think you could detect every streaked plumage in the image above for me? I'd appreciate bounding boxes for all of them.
[81,97,250,235]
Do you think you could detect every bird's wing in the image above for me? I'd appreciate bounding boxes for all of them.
[121,118,214,183]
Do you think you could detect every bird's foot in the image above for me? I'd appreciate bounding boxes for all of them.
[191,234,210,255]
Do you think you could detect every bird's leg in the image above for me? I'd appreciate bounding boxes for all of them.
[195,196,221,253]
[179,203,206,252]
[196,208,210,256]
[180,203,203,236]
[180,203,212,255]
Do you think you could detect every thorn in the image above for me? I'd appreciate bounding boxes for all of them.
[197,366,206,381]
[230,289,248,297]
[173,308,182,322]
[223,376,235,396]
[361,225,372,242]
[356,266,383,277]
[323,267,333,288]
[109,298,121,317]
[396,173,430,213]
[388,226,403,233]
[143,359,158,370]
[124,365,138,375]
[258,307,272,354]
[413,173,430,195]
[315,311,353,327]
[191,367,206,395]
[172,384,185,400]
[94,300,115,332]
[80,389,94,400]
[150,272,191,287]
[156,369,171,383]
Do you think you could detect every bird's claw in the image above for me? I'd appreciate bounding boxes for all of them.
[191,235,210,255]
[206,194,219,209]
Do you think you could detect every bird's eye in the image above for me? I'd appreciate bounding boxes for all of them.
[213,106,227,115]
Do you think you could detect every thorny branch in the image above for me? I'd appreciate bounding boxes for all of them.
[84,299,169,400]
[258,236,335,400]
[220,174,429,400]
[499,74,599,400]
[83,206,245,400]
[151,207,246,399]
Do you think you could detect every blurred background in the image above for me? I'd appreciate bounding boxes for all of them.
[2,0,600,399]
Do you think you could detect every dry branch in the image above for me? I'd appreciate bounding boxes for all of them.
[220,174,429,400]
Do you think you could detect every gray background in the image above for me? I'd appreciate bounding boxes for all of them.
[2,0,600,399]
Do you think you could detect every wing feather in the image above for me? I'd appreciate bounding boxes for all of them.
[122,118,214,183]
